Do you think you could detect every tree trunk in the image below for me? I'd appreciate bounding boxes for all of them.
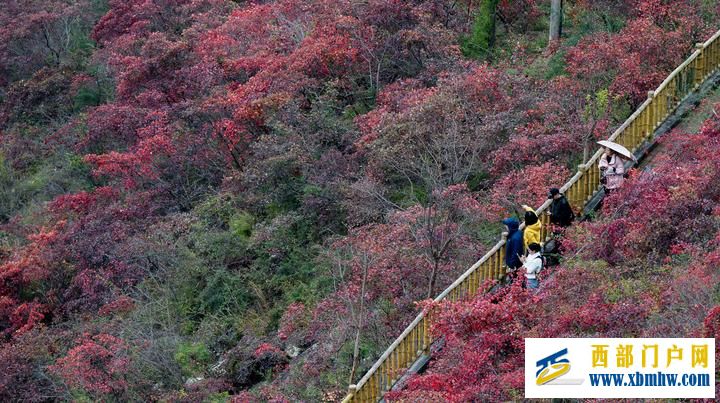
[427,259,439,299]
[348,259,369,384]
[584,120,598,163]
[462,0,499,59]
[549,0,563,43]
[484,0,499,50]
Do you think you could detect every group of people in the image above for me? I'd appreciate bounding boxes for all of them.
[500,146,629,290]
[502,189,573,290]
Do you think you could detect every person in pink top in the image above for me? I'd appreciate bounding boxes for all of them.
[598,147,627,192]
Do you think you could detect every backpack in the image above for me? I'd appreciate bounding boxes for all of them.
[541,239,559,267]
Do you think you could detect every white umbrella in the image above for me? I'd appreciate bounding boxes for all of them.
[597,140,637,162]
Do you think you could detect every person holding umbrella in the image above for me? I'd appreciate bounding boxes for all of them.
[597,140,636,193]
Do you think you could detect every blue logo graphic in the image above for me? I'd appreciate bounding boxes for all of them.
[536,348,571,385]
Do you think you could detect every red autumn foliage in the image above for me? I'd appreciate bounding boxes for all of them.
[49,187,118,215]
[79,104,153,152]
[8,302,47,338]
[491,77,591,175]
[254,342,284,358]
[98,296,135,317]
[51,333,130,396]
[277,302,308,342]
[702,306,720,339]
[301,184,487,389]
[1,0,718,400]
[483,162,571,221]
[567,0,715,103]
[0,328,68,401]
[387,282,537,402]
[0,1,99,83]
[393,104,720,401]
[498,0,541,31]
[574,108,720,264]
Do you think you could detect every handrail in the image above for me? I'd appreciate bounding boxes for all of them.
[351,309,427,389]
[434,237,506,302]
[342,28,720,403]
[347,235,510,399]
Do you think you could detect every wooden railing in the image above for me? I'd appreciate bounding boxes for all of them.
[342,29,720,403]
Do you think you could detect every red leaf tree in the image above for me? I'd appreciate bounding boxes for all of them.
[51,333,130,396]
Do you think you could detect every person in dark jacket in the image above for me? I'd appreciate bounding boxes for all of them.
[502,217,524,271]
[548,188,574,227]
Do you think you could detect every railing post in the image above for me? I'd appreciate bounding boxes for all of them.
[500,232,508,277]
[696,42,706,81]
[390,350,396,386]
[709,41,715,73]
[541,211,551,241]
[422,313,430,353]
[647,91,655,136]
[576,164,588,203]
[348,385,357,401]
[657,89,665,124]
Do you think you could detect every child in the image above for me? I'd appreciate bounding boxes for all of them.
[520,243,543,290]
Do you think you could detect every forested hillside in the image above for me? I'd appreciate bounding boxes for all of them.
[387,103,720,401]
[0,1,718,401]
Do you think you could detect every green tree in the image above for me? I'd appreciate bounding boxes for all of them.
[461,0,500,59]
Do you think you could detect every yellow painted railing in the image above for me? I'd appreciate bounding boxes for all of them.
[342,29,720,403]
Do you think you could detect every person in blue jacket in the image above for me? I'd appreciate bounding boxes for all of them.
[502,217,524,271]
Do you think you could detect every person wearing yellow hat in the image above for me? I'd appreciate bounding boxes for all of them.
[521,204,542,251]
